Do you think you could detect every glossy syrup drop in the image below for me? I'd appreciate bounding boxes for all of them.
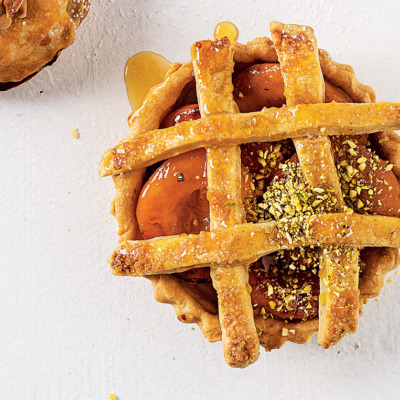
[124,51,171,111]
[214,21,239,41]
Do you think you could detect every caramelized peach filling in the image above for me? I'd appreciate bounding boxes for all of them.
[136,62,400,320]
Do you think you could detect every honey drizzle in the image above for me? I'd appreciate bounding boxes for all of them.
[214,21,239,41]
[124,51,171,111]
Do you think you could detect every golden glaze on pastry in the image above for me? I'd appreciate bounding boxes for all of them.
[100,102,400,176]
[100,21,400,366]
[0,0,90,89]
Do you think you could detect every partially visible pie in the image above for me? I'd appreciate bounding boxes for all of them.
[0,0,90,90]
[100,22,400,367]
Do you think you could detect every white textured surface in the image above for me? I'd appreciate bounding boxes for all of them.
[1,1,400,399]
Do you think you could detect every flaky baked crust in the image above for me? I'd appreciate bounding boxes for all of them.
[101,24,400,360]
[0,0,90,88]
[270,21,360,349]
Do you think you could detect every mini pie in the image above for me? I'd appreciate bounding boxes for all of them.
[99,21,400,368]
[0,0,90,90]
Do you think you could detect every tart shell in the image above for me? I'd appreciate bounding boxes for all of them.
[111,37,400,350]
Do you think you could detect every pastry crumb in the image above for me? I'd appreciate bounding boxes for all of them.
[70,128,80,139]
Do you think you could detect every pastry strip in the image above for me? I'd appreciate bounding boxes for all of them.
[270,22,360,347]
[109,213,400,276]
[192,38,259,367]
[99,102,400,176]
[318,246,360,347]
[270,22,344,201]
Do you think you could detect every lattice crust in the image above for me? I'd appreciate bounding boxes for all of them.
[100,102,400,175]
[191,38,259,367]
[101,22,400,358]
[270,22,360,348]
[148,246,398,351]
[110,214,400,275]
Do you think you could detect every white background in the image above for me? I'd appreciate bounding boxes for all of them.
[1,1,400,399]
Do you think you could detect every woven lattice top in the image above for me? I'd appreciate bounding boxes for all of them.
[100,22,400,367]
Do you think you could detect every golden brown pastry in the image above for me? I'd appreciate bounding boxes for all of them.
[99,21,400,367]
[0,0,90,89]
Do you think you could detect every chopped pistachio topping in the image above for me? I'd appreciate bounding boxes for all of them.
[335,136,390,214]
[253,247,320,320]
[256,160,338,242]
